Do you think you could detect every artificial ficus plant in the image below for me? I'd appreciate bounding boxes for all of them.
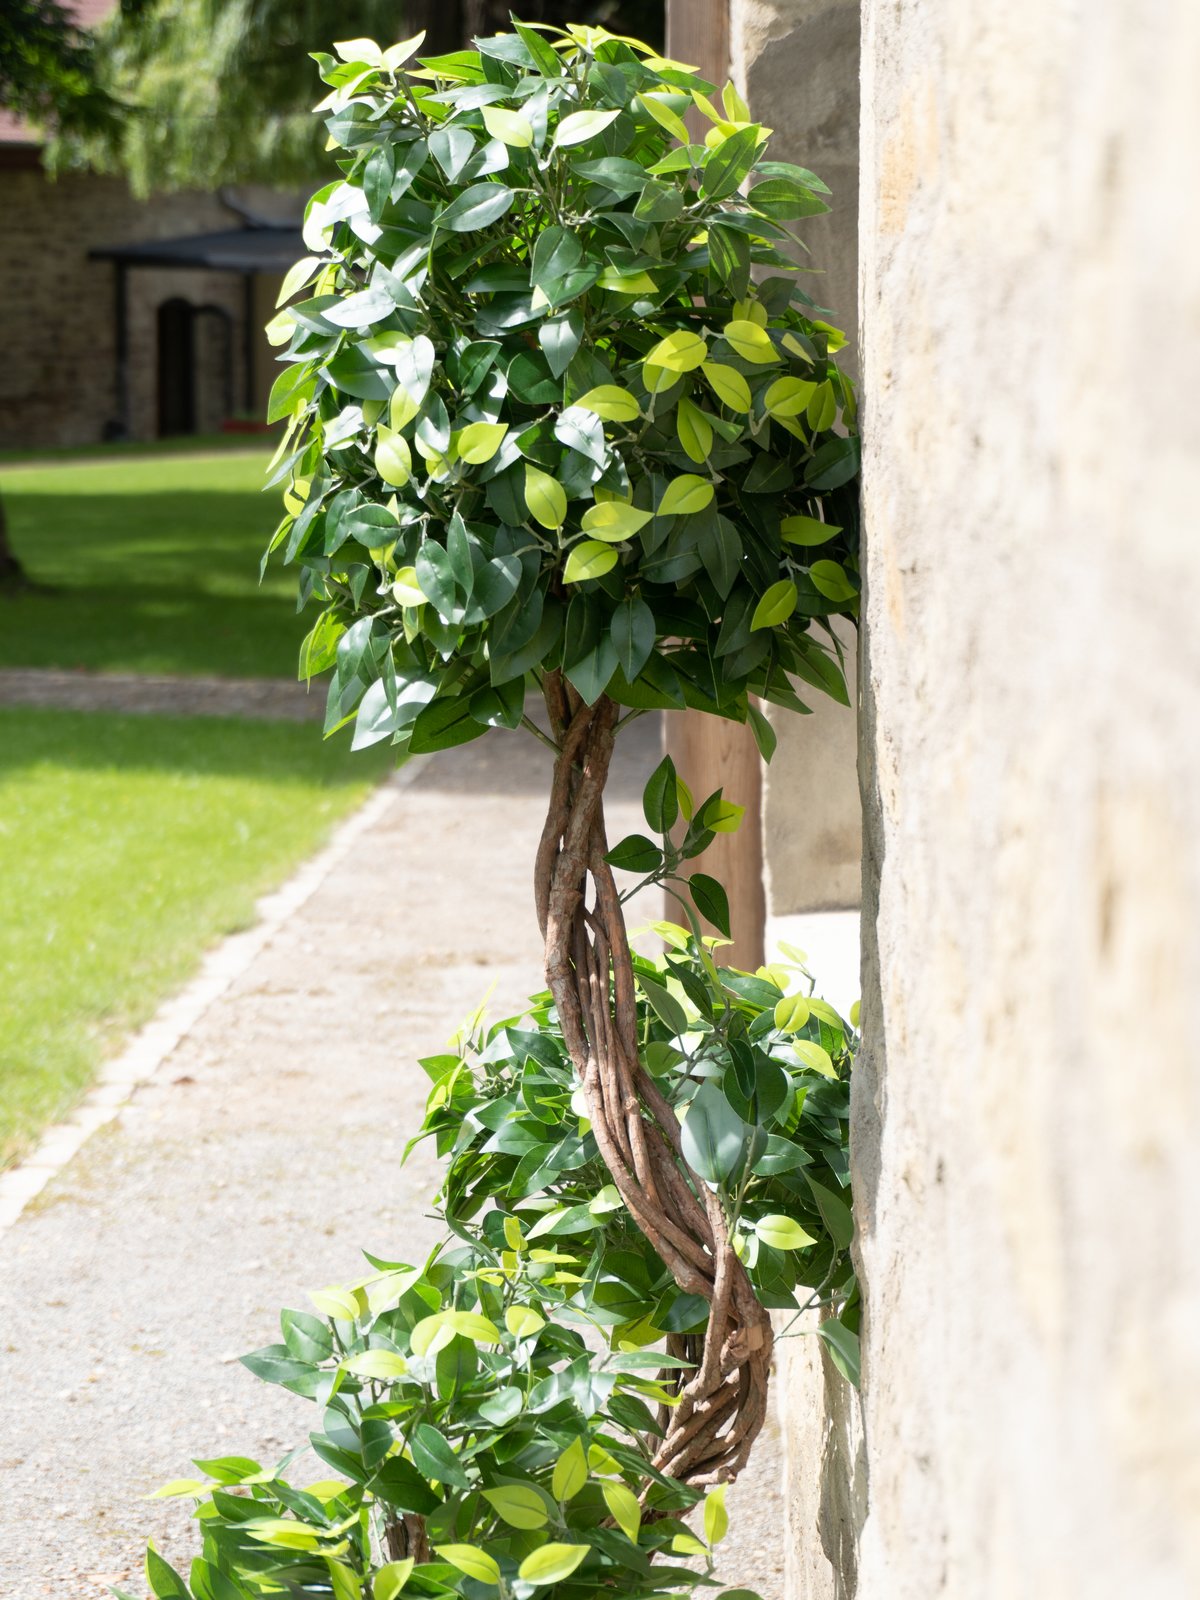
[127,19,861,1600]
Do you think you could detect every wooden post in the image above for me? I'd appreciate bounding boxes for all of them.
[661,0,765,970]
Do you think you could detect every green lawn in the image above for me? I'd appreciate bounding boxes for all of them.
[0,451,304,678]
[0,709,392,1168]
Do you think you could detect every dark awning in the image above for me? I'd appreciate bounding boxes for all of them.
[89,224,305,274]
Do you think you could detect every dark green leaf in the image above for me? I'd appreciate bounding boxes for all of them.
[807,1177,855,1248]
[700,127,761,200]
[815,1319,860,1387]
[145,1547,190,1600]
[642,755,679,832]
[605,834,664,873]
[437,182,515,232]
[689,872,730,937]
[410,1422,471,1490]
[804,435,860,490]
[611,596,656,680]
[680,1081,750,1184]
[371,1455,444,1513]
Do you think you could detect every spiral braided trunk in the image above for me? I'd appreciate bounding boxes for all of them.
[534,672,773,1489]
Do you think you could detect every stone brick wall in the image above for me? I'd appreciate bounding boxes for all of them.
[851,1,1200,1595]
[0,157,284,449]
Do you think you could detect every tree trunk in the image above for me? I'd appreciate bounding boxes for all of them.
[535,672,774,1489]
[0,493,29,593]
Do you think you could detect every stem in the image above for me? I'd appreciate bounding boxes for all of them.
[534,672,774,1487]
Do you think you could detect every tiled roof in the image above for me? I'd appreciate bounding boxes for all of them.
[1,0,120,146]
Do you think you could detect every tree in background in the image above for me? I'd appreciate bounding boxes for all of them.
[0,0,129,139]
[0,0,136,587]
[50,0,664,195]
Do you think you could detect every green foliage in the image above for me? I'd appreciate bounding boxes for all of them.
[0,0,128,138]
[46,1,664,194]
[262,23,859,758]
[136,825,856,1597]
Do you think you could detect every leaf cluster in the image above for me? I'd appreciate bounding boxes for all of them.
[264,22,860,758]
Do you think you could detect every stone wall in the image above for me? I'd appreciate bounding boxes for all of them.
[730,1,863,914]
[853,1,1200,1595]
[0,158,285,448]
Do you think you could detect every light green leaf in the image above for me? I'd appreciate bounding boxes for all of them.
[245,1519,321,1549]
[764,376,817,417]
[773,994,811,1032]
[436,1545,501,1585]
[563,540,618,583]
[410,1310,502,1357]
[602,1479,642,1542]
[375,1560,415,1600]
[644,330,708,372]
[482,106,534,148]
[808,560,858,602]
[308,1285,363,1320]
[342,1349,408,1379]
[806,380,837,432]
[277,255,320,306]
[704,1483,729,1545]
[575,385,640,421]
[790,1040,836,1079]
[755,1214,817,1251]
[382,31,424,68]
[676,396,714,463]
[637,92,690,143]
[581,501,653,542]
[671,1533,709,1557]
[148,1479,207,1499]
[658,475,714,518]
[781,514,840,546]
[750,579,797,631]
[458,421,508,464]
[389,383,420,431]
[596,266,659,294]
[701,361,752,411]
[642,361,679,395]
[333,37,382,63]
[552,1437,588,1502]
[554,108,621,148]
[518,1544,590,1585]
[484,1484,550,1530]
[375,428,412,487]
[505,1305,545,1339]
[525,465,567,530]
[723,319,780,365]
[392,567,424,608]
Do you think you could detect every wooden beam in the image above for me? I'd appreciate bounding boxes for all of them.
[666,0,729,98]
[661,0,765,970]
[668,714,766,970]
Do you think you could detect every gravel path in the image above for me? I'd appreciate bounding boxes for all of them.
[0,717,785,1599]
[0,668,321,721]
